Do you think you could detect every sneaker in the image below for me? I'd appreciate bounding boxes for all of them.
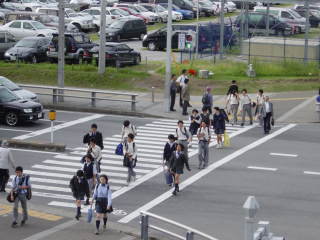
[20,220,26,226]
[11,222,18,228]
[95,229,99,235]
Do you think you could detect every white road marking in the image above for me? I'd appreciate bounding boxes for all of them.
[13,114,104,140]
[270,153,298,157]
[247,166,278,171]
[10,148,59,155]
[39,119,66,123]
[304,171,320,176]
[118,124,296,223]
[0,128,32,133]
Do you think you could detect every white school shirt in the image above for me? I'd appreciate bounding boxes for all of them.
[257,94,265,105]
[124,141,137,159]
[89,145,102,161]
[265,102,271,113]
[227,94,239,105]
[177,74,187,87]
[240,95,251,110]
[175,127,189,141]
[197,127,210,141]
[121,124,136,141]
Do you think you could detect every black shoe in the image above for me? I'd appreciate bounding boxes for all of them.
[172,190,177,196]
[188,104,192,107]
[75,215,80,221]
[20,220,26,226]
[177,186,180,192]
[84,199,90,206]
[11,222,18,228]
[182,113,188,116]
[250,121,253,125]
[170,109,176,112]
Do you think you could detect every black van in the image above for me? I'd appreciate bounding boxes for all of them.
[105,18,147,42]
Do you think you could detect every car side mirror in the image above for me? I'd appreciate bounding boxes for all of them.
[129,48,133,52]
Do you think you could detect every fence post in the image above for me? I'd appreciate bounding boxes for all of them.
[186,231,194,240]
[131,95,136,112]
[141,214,149,240]
[91,92,96,107]
[151,87,155,103]
[53,88,57,104]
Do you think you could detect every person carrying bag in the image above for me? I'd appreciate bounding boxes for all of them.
[123,133,137,185]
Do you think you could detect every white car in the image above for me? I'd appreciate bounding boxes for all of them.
[109,7,141,20]
[211,1,234,13]
[4,0,43,12]
[0,20,56,40]
[115,4,159,24]
[0,76,39,102]
[80,7,120,28]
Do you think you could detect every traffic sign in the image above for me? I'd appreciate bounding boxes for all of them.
[178,33,186,50]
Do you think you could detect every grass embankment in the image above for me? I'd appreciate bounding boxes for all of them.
[0,60,318,94]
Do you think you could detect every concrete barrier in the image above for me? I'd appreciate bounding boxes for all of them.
[2,139,66,152]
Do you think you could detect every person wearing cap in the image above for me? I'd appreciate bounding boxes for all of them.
[0,140,16,192]
[92,175,112,235]
[83,124,104,150]
[69,170,90,220]
[82,154,97,206]
[202,87,213,114]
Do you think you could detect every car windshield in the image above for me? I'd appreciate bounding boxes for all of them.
[15,38,37,48]
[0,88,19,102]
[111,9,129,16]
[311,10,320,17]
[289,9,303,18]
[109,21,125,28]
[0,77,20,91]
[156,5,166,12]
[135,5,148,12]
[128,8,138,14]
[32,21,46,29]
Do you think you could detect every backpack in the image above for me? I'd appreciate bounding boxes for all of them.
[202,93,211,105]
[200,113,210,125]
[220,109,229,123]
[15,175,32,200]
[115,143,124,156]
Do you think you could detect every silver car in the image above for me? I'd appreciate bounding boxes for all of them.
[0,76,39,102]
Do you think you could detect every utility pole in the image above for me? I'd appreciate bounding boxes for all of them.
[239,1,244,55]
[98,0,106,74]
[164,0,172,112]
[244,1,249,39]
[304,0,310,63]
[58,0,65,102]
[195,0,199,59]
[266,1,270,37]
[219,0,224,60]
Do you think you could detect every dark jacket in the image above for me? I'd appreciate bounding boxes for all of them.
[83,131,104,150]
[169,151,190,173]
[163,142,177,163]
[212,113,226,130]
[69,176,90,198]
[200,113,211,126]
[170,80,177,94]
[227,84,239,95]
[189,114,201,135]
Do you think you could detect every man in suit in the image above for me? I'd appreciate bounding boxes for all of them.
[261,96,274,134]
[182,78,190,116]
[83,124,104,150]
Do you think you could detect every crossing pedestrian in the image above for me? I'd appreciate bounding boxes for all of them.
[83,123,104,150]
[92,175,112,235]
[200,106,211,126]
[175,120,191,161]
[189,109,201,136]
[163,135,177,187]
[226,91,240,125]
[177,69,188,107]
[255,89,265,127]
[82,154,97,206]
[0,140,16,192]
[240,89,253,126]
[212,107,226,149]
[69,170,90,220]
[197,121,211,169]
[87,138,102,174]
[226,80,239,95]
[261,96,274,134]
[121,120,137,143]
[202,87,213,114]
[169,144,191,196]
[124,133,137,185]
[10,166,31,227]
[170,74,177,112]
[182,78,190,116]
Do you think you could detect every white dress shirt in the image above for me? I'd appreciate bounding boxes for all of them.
[89,145,102,161]
[197,127,210,142]
[265,102,271,113]
[175,127,190,141]
[257,94,265,105]
[0,147,15,170]
[177,74,187,87]
[228,94,239,105]
[124,141,137,159]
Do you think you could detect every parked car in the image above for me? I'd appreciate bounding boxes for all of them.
[158,3,194,20]
[108,7,141,20]
[195,1,215,16]
[294,4,320,12]
[89,42,141,67]
[155,0,196,13]
[4,0,43,12]
[211,1,236,13]
[139,3,167,22]
[0,76,39,102]
[0,86,44,126]
[233,1,256,10]
[4,36,50,63]
[235,12,293,36]
[0,20,56,40]
[0,30,17,59]
[118,7,149,23]
[254,7,306,33]
[104,18,147,42]
[295,9,320,28]
[115,3,159,24]
[47,32,97,64]
[80,7,120,28]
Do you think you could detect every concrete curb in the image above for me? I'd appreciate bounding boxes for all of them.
[3,139,66,152]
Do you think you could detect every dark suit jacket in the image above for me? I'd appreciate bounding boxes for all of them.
[163,142,177,163]
[69,176,90,197]
[83,131,104,150]
[169,151,190,173]
[261,102,274,118]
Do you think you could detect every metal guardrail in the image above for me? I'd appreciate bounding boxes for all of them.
[18,84,138,111]
[140,211,218,240]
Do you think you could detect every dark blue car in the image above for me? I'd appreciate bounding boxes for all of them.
[159,3,194,20]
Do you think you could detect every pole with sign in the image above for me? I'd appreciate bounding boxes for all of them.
[178,33,185,63]
[48,110,56,144]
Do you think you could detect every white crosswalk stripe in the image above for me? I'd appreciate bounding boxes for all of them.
[15,119,246,211]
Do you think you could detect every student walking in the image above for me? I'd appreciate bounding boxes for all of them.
[175,120,192,161]
[10,166,31,227]
[182,78,190,116]
[69,170,90,220]
[212,107,226,149]
[169,144,191,196]
[170,74,177,112]
[83,123,104,150]
[226,91,240,125]
[0,140,16,192]
[121,120,137,142]
[87,138,102,174]
[202,87,213,114]
[226,80,239,95]
[92,175,112,235]
[197,121,211,169]
[83,154,97,205]
[177,69,188,107]
[255,89,265,127]
[261,96,274,134]
[124,133,137,185]
[240,89,253,126]
[163,135,177,187]
[200,106,211,126]
[189,109,201,136]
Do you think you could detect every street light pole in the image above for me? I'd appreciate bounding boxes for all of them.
[164,0,172,112]
[195,0,199,59]
[266,0,270,36]
[304,0,310,63]
[219,0,224,60]
[58,0,65,102]
[98,0,106,74]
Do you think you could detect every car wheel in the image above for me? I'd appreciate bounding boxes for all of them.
[139,33,144,40]
[115,59,121,68]
[5,112,19,126]
[25,7,32,11]
[133,55,141,65]
[148,41,157,51]
[31,55,38,64]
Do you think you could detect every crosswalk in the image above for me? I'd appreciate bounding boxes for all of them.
[9,119,250,213]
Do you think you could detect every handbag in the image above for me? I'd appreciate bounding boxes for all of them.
[115,143,124,156]
[123,155,130,167]
[106,205,113,213]
[87,206,93,223]
[7,191,17,203]
[271,118,275,126]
